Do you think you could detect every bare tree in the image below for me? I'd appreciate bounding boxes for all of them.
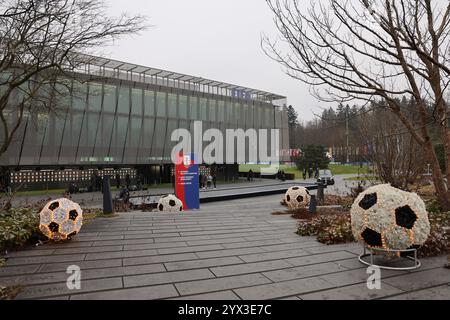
[263,0,450,209]
[0,0,147,156]
[360,106,426,189]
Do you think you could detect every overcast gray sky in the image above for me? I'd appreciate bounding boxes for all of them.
[105,0,324,121]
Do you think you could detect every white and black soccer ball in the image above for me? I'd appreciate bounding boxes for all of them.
[39,198,83,241]
[158,195,183,212]
[351,184,430,250]
[284,186,311,209]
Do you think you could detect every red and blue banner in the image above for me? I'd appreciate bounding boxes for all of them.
[175,153,200,210]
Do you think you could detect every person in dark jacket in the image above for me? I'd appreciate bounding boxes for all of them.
[115,173,121,189]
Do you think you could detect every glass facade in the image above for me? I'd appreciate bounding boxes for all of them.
[0,73,290,169]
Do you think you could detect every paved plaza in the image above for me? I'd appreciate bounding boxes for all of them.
[1,194,449,300]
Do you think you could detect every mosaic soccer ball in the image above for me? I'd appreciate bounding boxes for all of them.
[39,198,83,241]
[351,184,430,250]
[284,186,311,209]
[158,195,183,212]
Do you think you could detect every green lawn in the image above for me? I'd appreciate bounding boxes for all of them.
[329,164,370,175]
[239,163,371,178]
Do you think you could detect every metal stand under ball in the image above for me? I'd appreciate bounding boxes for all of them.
[359,246,421,271]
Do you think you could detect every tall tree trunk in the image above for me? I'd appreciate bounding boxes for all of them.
[426,140,450,210]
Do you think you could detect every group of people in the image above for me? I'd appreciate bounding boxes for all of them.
[302,167,320,180]
[276,170,286,181]
[199,173,217,189]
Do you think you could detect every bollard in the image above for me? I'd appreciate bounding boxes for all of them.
[103,175,114,214]
[309,195,317,214]
[317,182,325,205]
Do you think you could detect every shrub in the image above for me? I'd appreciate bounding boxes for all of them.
[0,286,22,300]
[297,212,355,245]
[0,206,43,253]
[419,211,450,258]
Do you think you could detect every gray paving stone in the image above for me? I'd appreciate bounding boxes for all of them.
[234,277,334,300]
[285,251,357,267]
[6,249,56,258]
[85,249,158,261]
[384,285,450,300]
[123,241,187,251]
[124,232,180,240]
[0,264,41,277]
[278,296,302,300]
[124,269,215,288]
[70,284,179,300]
[123,253,198,266]
[154,235,211,243]
[260,242,324,252]
[263,262,347,282]
[92,238,154,246]
[304,243,360,255]
[196,247,267,259]
[239,249,310,263]
[318,268,406,287]
[16,277,123,299]
[172,290,241,300]
[5,253,86,266]
[186,237,248,247]
[222,239,286,249]
[300,283,404,300]
[175,273,272,295]
[382,268,450,291]
[157,244,224,255]
[40,295,70,300]
[38,259,122,273]
[54,245,124,255]
[165,256,244,271]
[210,260,293,277]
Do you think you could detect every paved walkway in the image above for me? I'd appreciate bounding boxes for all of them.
[1,194,449,300]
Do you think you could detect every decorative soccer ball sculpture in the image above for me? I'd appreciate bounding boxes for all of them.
[351,184,430,250]
[158,195,183,212]
[284,186,311,209]
[39,198,83,241]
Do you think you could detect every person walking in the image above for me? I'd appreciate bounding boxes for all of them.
[303,168,307,180]
[115,173,121,189]
[125,173,131,189]
[212,173,217,189]
[199,174,204,189]
[308,167,313,179]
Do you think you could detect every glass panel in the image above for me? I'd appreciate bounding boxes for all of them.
[150,118,167,161]
[72,82,87,111]
[164,120,178,161]
[226,101,233,124]
[124,114,142,164]
[209,99,217,122]
[144,90,155,117]
[137,117,155,163]
[19,111,41,165]
[103,85,117,113]
[39,84,70,165]
[199,98,208,121]
[168,93,177,118]
[217,100,225,122]
[88,83,102,112]
[179,95,188,119]
[131,88,143,116]
[118,86,130,114]
[59,110,83,165]
[92,113,114,162]
[189,96,198,120]
[109,111,129,164]
[156,92,166,117]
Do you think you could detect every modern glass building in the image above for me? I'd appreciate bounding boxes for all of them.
[0,55,290,190]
